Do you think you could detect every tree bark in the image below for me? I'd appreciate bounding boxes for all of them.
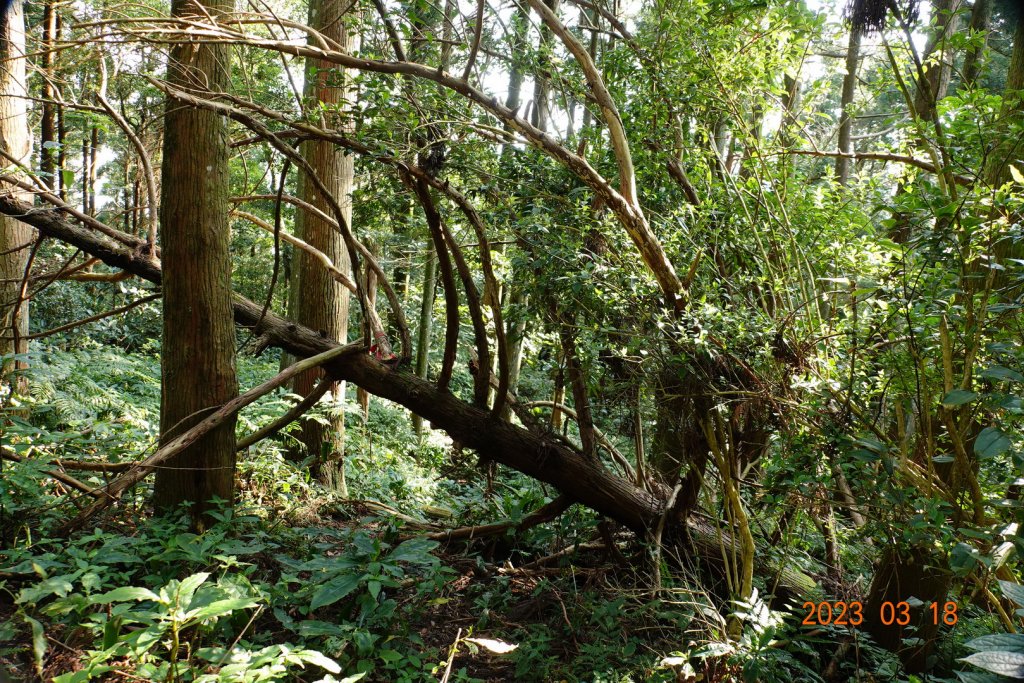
[286,0,357,492]
[412,239,437,437]
[913,0,963,122]
[39,0,58,190]
[961,0,991,87]
[0,0,33,389]
[0,194,820,599]
[836,25,862,186]
[151,0,239,529]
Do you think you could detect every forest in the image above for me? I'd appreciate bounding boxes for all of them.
[0,0,1023,679]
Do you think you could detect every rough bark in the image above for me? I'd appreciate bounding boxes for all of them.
[287,0,357,492]
[151,0,238,529]
[0,0,33,388]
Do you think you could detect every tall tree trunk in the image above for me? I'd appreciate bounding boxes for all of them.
[913,0,963,122]
[531,0,560,132]
[984,7,1024,188]
[836,25,862,186]
[151,0,238,529]
[288,0,356,492]
[39,0,58,190]
[412,240,437,437]
[88,126,98,214]
[961,0,991,87]
[0,1,32,390]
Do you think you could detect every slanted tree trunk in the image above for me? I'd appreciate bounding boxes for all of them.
[151,0,238,529]
[287,0,357,492]
[836,24,862,186]
[0,0,33,391]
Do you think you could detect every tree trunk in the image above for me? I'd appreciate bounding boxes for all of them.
[151,0,239,529]
[285,0,357,493]
[961,0,991,87]
[412,240,437,437]
[531,0,560,132]
[0,0,33,390]
[836,25,862,186]
[913,0,963,122]
[864,545,952,673]
[39,0,58,190]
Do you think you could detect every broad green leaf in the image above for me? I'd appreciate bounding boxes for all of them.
[367,580,381,600]
[999,580,1024,607]
[175,572,210,606]
[980,366,1024,383]
[966,634,1024,654]
[387,538,439,563]
[956,672,1009,683]
[961,650,1024,677]
[294,649,342,673]
[1010,164,1024,185]
[186,598,260,622]
[310,573,364,611]
[91,586,160,604]
[942,390,978,407]
[975,427,1011,459]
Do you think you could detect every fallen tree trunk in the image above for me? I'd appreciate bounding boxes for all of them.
[0,195,819,597]
[0,195,664,533]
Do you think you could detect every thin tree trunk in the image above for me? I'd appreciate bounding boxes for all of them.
[151,0,239,530]
[88,127,98,214]
[412,240,437,436]
[357,247,377,422]
[288,0,357,492]
[836,25,862,186]
[39,0,58,190]
[531,0,560,132]
[0,0,32,390]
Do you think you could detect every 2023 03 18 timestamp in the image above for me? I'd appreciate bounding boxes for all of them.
[800,601,959,627]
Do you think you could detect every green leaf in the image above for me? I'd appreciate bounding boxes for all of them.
[1010,164,1024,185]
[980,366,1024,383]
[975,427,1011,459]
[175,572,210,606]
[60,169,75,189]
[999,580,1024,608]
[186,598,259,622]
[387,538,439,563]
[367,580,381,600]
[966,634,1024,654]
[310,573,364,611]
[942,390,978,407]
[26,615,46,679]
[294,649,342,673]
[91,586,160,604]
[961,650,1024,677]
